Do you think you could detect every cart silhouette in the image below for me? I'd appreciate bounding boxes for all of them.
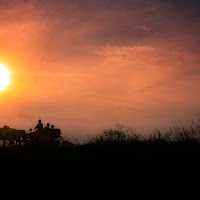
[25,128,64,145]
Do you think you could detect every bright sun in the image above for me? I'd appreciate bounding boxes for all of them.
[0,64,10,91]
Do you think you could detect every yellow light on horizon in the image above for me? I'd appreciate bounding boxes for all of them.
[0,64,10,91]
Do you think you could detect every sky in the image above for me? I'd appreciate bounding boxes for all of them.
[0,0,200,140]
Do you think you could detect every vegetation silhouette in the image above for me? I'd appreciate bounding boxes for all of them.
[1,120,200,167]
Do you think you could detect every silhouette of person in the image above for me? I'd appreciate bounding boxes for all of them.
[51,125,55,129]
[35,119,43,131]
[44,123,50,129]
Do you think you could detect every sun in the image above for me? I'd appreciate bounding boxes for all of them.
[0,64,10,91]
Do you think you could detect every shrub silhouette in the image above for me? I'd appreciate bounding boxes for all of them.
[89,123,141,144]
[147,120,200,143]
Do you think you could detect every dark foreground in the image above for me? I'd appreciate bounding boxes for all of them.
[1,141,200,168]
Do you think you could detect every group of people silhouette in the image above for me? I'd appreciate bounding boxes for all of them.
[35,119,54,132]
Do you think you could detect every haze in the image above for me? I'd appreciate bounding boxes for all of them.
[0,0,200,140]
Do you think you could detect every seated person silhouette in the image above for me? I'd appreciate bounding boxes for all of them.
[51,125,55,129]
[35,119,43,132]
[44,123,50,129]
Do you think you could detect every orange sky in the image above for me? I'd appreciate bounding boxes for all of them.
[1,0,200,140]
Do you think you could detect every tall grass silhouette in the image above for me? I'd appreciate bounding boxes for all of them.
[87,120,200,144]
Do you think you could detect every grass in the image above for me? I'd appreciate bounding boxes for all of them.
[1,120,200,167]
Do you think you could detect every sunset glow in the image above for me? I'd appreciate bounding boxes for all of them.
[0,64,10,91]
[0,0,200,140]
